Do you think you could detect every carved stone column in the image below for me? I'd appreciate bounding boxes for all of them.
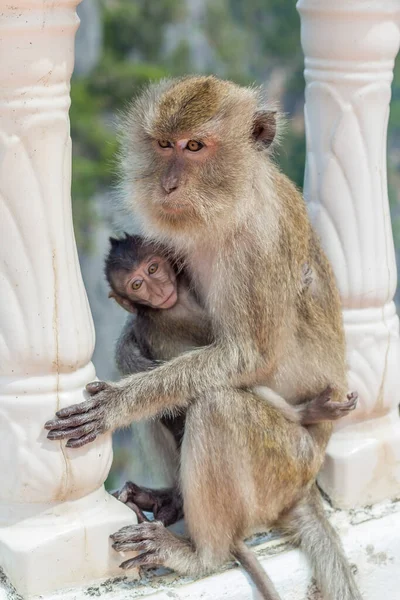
[0,1,134,597]
[297,0,400,507]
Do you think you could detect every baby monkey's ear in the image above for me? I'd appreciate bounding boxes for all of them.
[109,236,120,247]
[108,291,137,314]
[252,110,276,149]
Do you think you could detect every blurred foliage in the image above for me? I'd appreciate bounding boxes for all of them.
[103,0,182,61]
[388,54,400,252]
[229,0,302,63]
[71,0,184,247]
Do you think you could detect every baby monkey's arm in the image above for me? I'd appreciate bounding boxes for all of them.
[115,318,160,375]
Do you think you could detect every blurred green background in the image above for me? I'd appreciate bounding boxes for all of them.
[72,0,400,490]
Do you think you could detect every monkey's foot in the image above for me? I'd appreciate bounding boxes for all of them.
[112,489,150,524]
[115,481,184,527]
[111,521,176,570]
[301,388,358,425]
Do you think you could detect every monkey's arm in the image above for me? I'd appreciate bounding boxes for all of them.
[45,341,253,446]
[44,252,291,446]
[254,385,358,425]
[115,317,159,375]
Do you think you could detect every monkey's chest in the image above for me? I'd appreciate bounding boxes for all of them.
[187,247,217,303]
[152,332,208,361]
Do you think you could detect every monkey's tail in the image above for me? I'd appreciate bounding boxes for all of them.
[282,485,362,600]
[233,542,282,600]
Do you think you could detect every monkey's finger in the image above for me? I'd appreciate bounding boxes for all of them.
[86,381,108,395]
[339,399,358,410]
[116,488,130,503]
[111,522,161,543]
[45,410,99,431]
[45,416,94,433]
[328,398,358,412]
[66,432,97,448]
[112,539,152,553]
[54,397,100,419]
[120,552,159,570]
[47,421,96,441]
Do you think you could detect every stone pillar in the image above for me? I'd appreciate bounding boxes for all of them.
[297,0,400,507]
[0,1,134,597]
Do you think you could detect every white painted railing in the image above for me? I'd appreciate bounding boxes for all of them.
[0,1,133,597]
[0,0,399,598]
[297,0,400,508]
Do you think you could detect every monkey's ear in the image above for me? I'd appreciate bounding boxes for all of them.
[108,291,137,314]
[109,236,119,247]
[252,111,276,149]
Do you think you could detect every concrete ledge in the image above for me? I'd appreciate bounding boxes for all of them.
[1,499,399,600]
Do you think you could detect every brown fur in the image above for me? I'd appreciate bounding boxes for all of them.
[109,240,356,531]
[45,77,361,600]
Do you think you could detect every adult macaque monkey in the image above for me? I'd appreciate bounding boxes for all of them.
[105,234,357,526]
[45,77,362,600]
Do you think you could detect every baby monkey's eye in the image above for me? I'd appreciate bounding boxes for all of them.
[186,140,203,152]
[132,280,143,291]
[158,140,172,149]
[148,263,159,275]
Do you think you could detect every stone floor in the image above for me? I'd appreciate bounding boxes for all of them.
[1,498,399,600]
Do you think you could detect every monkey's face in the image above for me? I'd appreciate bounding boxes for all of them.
[152,136,223,217]
[111,255,178,311]
[122,76,277,236]
[133,131,242,232]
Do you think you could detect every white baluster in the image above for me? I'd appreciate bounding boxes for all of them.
[0,1,134,596]
[297,0,400,507]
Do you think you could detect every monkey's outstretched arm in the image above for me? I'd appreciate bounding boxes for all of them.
[45,340,258,447]
[44,253,290,446]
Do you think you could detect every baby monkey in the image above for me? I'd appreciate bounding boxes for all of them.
[106,234,357,524]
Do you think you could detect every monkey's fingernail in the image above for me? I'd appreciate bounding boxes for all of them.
[86,381,106,393]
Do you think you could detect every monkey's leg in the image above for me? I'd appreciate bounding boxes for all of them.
[115,481,183,527]
[115,414,185,526]
[111,389,309,599]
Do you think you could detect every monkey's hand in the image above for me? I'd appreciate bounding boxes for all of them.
[44,381,120,448]
[300,389,358,425]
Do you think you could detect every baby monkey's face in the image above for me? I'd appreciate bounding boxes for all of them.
[114,255,178,310]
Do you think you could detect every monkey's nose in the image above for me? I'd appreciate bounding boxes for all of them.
[162,175,179,194]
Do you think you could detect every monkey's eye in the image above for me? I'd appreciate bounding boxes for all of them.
[186,140,203,152]
[148,263,158,275]
[132,280,143,291]
[158,140,172,149]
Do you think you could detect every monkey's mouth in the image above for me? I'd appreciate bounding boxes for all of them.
[156,289,178,309]
[160,196,190,215]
